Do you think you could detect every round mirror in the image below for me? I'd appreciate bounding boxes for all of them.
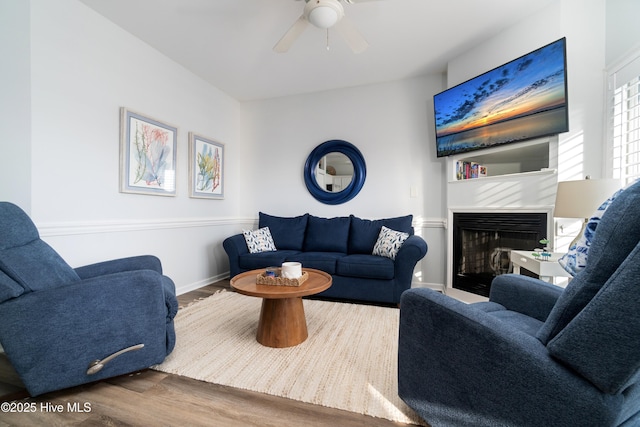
[304,140,366,205]
[318,152,353,192]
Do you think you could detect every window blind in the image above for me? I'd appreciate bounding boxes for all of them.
[608,53,640,186]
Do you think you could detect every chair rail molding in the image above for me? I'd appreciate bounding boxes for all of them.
[413,217,446,229]
[37,216,256,237]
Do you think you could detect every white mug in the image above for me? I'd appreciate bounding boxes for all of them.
[281,262,302,279]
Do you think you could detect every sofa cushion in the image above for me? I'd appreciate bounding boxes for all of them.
[474,300,547,336]
[538,179,640,344]
[373,226,410,260]
[337,254,395,280]
[242,227,276,253]
[0,240,81,293]
[286,252,344,275]
[238,250,301,271]
[259,212,308,251]
[348,215,413,254]
[487,310,545,337]
[304,215,351,253]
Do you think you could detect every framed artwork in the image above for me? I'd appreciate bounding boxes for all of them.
[120,108,178,196]
[188,132,224,199]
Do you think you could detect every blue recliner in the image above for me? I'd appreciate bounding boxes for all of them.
[0,202,178,396]
[398,180,640,427]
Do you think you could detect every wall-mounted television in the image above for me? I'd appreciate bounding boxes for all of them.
[434,37,569,158]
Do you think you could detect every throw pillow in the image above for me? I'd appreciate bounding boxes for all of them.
[372,226,409,260]
[242,227,277,254]
[558,188,623,276]
[348,214,413,254]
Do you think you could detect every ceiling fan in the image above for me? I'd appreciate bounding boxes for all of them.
[273,0,377,54]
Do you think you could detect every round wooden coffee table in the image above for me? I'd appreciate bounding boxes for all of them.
[230,268,332,348]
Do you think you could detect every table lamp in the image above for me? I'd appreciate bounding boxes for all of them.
[554,177,622,247]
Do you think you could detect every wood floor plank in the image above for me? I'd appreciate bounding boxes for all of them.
[148,373,409,427]
[0,354,23,389]
[103,370,168,394]
[177,282,230,307]
[82,382,218,426]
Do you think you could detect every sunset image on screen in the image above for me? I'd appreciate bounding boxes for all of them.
[434,38,568,157]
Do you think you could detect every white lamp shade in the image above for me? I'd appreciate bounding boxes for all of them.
[554,179,622,218]
[308,6,339,28]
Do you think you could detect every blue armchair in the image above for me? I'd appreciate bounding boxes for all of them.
[0,202,178,396]
[398,179,640,426]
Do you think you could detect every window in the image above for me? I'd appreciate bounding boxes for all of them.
[607,52,640,186]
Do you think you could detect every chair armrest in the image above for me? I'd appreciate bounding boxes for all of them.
[0,270,176,396]
[223,234,249,278]
[398,288,608,426]
[392,235,428,296]
[489,274,563,322]
[395,235,428,267]
[74,255,163,279]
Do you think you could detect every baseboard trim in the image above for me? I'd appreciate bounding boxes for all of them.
[176,272,230,296]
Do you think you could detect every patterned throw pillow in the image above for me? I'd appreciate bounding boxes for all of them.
[558,188,623,276]
[372,226,409,260]
[243,227,277,254]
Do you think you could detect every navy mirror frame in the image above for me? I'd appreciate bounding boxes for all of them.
[304,140,366,205]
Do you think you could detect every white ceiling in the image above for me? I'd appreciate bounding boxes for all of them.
[79,0,556,101]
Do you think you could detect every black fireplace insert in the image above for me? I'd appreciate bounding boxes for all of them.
[452,212,547,297]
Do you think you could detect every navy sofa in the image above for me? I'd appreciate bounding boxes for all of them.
[223,212,428,305]
[398,179,640,426]
[0,202,178,396]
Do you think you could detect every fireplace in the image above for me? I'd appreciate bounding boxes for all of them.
[452,212,547,297]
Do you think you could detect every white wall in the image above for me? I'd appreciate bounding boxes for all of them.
[559,0,607,180]
[241,76,447,287]
[5,0,247,294]
[0,0,32,211]
[241,77,445,217]
[606,0,640,65]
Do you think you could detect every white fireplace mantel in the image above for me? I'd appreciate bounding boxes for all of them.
[445,136,559,298]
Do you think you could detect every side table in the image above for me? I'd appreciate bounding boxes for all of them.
[510,250,572,283]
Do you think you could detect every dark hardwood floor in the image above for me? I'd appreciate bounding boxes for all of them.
[0,280,419,427]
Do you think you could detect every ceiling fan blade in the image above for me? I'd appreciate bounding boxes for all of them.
[273,15,309,53]
[335,16,368,54]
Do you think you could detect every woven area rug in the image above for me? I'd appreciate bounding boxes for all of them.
[154,291,423,425]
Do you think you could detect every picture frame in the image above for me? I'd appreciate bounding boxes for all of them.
[188,132,224,199]
[120,108,178,196]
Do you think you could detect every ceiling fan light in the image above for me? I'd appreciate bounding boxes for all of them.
[308,6,339,29]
